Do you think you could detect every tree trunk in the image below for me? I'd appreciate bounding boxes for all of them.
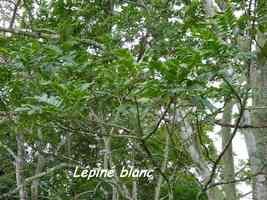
[132,180,138,200]
[221,101,237,200]
[31,130,45,200]
[177,110,223,200]
[31,153,45,200]
[242,110,257,199]
[16,133,27,200]
[154,132,170,200]
[251,31,267,199]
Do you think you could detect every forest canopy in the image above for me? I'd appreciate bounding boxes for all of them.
[0,0,266,200]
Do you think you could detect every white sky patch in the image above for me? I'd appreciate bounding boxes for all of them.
[159,57,166,62]
[168,17,183,24]
[87,47,97,55]
[209,126,251,199]
[122,38,140,49]
[234,10,244,19]
[209,125,222,151]
[208,99,250,199]
[186,31,192,37]
[173,4,184,11]
[238,182,252,200]
[114,5,123,12]
[233,132,249,160]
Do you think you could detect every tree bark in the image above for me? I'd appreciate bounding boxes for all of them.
[103,126,131,200]
[204,0,220,17]
[16,133,27,200]
[221,101,237,200]
[154,132,170,200]
[251,31,267,200]
[31,130,45,200]
[241,110,257,199]
[31,153,45,200]
[132,180,138,200]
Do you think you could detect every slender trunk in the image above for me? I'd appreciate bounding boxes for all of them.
[67,131,71,160]
[177,110,223,200]
[237,4,258,196]
[251,31,267,199]
[103,134,132,200]
[104,132,121,200]
[132,148,137,200]
[31,130,45,200]
[221,101,237,200]
[103,136,111,199]
[31,153,45,200]
[16,133,27,200]
[154,132,170,200]
[242,110,257,199]
[132,180,137,200]
[204,0,221,18]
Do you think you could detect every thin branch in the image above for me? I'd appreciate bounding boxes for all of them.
[214,120,267,129]
[239,191,252,198]
[207,171,266,189]
[53,121,137,139]
[135,97,143,136]
[196,113,215,164]
[87,119,132,133]
[246,106,267,110]
[0,163,72,199]
[139,139,172,196]
[220,76,242,104]
[0,141,17,160]
[136,32,149,62]
[143,100,172,141]
[0,26,103,49]
[0,26,59,39]
[202,76,244,192]
[9,0,21,28]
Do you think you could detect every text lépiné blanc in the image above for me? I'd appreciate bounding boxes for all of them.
[73,166,154,179]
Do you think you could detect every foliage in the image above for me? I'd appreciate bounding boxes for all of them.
[0,0,256,200]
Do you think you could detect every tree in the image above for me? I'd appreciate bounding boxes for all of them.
[0,0,266,200]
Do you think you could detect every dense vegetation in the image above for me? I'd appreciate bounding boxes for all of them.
[0,0,267,200]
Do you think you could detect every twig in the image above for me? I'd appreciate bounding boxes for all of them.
[9,0,21,28]
[0,26,58,39]
[54,122,138,139]
[207,171,266,189]
[202,75,244,192]
[135,97,144,136]
[239,191,252,198]
[143,100,172,140]
[0,141,17,160]
[0,26,103,49]
[139,139,172,196]
[0,163,72,199]
[214,120,267,128]
[195,113,215,164]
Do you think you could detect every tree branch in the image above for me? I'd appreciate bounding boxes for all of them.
[0,163,71,199]
[143,100,172,140]
[0,141,17,160]
[0,26,59,39]
[202,76,244,192]
[9,0,21,28]
[208,171,266,189]
[0,26,103,49]
[214,120,267,129]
